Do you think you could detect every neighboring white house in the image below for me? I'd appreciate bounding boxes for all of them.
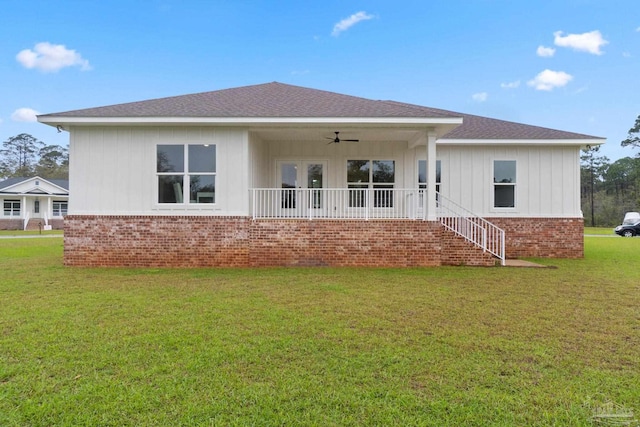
[38,82,604,267]
[0,176,69,230]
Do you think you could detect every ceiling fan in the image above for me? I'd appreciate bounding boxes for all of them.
[326,131,359,144]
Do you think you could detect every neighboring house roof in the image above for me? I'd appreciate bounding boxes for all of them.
[0,177,69,194]
[38,82,604,141]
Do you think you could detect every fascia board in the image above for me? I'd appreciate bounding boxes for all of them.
[38,116,463,126]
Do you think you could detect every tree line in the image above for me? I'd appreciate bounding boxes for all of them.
[582,114,640,226]
[0,133,68,180]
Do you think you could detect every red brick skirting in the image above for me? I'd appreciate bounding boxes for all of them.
[488,217,584,258]
[63,216,500,267]
[62,216,582,267]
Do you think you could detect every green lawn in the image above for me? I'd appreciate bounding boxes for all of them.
[1,237,638,426]
[584,226,616,235]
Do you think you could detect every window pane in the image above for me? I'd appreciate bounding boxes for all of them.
[157,145,184,173]
[189,145,216,173]
[418,160,441,185]
[373,160,394,183]
[190,175,215,203]
[158,175,183,203]
[347,160,369,183]
[495,186,515,208]
[494,160,516,183]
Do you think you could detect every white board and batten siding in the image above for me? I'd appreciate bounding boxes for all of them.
[69,127,582,219]
[435,145,581,218]
[69,126,250,216]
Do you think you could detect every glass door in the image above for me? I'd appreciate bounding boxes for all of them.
[277,161,327,217]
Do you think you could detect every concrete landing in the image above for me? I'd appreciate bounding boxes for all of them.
[504,259,551,268]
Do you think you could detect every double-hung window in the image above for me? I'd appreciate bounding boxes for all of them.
[3,200,20,217]
[53,201,68,216]
[493,160,516,208]
[347,160,395,207]
[157,144,216,204]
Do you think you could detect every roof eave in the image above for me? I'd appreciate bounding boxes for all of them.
[438,138,606,146]
[38,115,463,126]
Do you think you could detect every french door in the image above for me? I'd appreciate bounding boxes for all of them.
[277,160,327,217]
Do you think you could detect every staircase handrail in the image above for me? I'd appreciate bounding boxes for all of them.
[436,192,505,265]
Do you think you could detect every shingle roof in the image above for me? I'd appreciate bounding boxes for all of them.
[40,82,459,119]
[39,82,603,140]
[0,177,69,191]
[383,101,601,140]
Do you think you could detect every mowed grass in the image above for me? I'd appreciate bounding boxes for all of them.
[1,237,639,426]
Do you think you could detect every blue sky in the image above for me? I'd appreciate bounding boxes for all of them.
[1,0,639,161]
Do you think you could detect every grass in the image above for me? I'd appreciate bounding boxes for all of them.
[0,230,63,236]
[1,237,639,426]
[584,226,616,235]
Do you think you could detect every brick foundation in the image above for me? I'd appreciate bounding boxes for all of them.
[0,219,23,230]
[63,216,497,268]
[488,217,583,258]
[0,218,64,231]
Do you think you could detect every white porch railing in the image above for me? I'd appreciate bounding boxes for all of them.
[23,212,30,231]
[249,188,505,265]
[436,193,505,265]
[250,188,423,220]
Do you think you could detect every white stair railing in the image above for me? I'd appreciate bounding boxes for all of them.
[435,192,505,265]
[23,212,30,231]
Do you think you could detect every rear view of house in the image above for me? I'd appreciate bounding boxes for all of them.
[38,82,604,267]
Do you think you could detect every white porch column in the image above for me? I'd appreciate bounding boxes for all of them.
[426,131,437,221]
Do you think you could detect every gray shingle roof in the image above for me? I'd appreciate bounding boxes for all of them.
[40,82,603,140]
[0,177,69,192]
[383,101,601,140]
[40,82,459,119]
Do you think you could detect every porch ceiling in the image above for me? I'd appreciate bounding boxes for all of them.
[251,127,429,144]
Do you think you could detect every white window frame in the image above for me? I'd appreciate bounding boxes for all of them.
[156,144,217,206]
[346,159,396,208]
[3,200,20,217]
[492,160,517,210]
[53,201,68,217]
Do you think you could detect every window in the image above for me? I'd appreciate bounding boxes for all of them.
[3,200,20,217]
[53,201,68,216]
[494,160,516,208]
[347,160,395,207]
[34,200,40,214]
[157,144,216,204]
[418,160,441,193]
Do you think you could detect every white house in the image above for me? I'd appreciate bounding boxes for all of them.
[38,82,604,267]
[0,176,69,230]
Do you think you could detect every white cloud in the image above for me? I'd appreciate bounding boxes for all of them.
[332,11,374,36]
[623,52,632,58]
[11,108,41,122]
[536,45,556,57]
[636,27,640,32]
[527,69,573,91]
[16,42,91,72]
[500,80,521,89]
[553,30,608,55]
[472,92,488,102]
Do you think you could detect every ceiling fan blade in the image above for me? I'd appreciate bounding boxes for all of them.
[342,139,359,142]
